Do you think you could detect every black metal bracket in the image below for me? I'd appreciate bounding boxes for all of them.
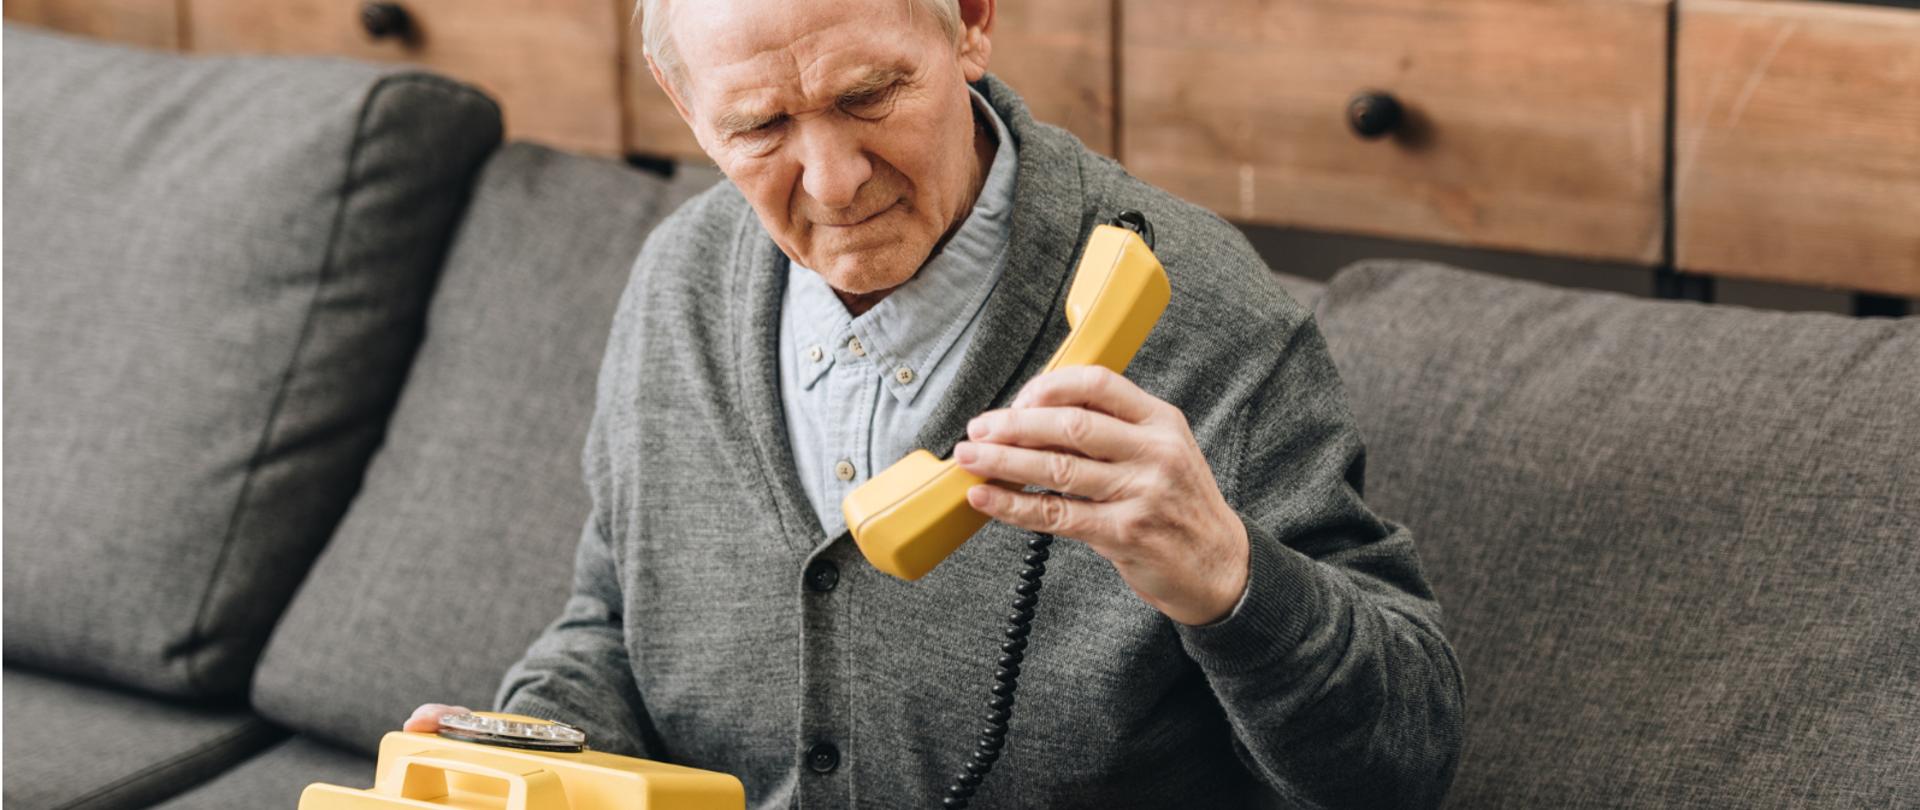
[624,153,678,179]
[1853,293,1911,318]
[1654,267,1715,302]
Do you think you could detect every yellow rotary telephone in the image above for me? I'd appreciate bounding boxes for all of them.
[842,214,1171,580]
[299,712,744,810]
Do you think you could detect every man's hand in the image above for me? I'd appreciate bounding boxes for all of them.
[953,366,1250,626]
[403,703,471,733]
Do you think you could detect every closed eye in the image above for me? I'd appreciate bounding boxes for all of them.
[725,114,789,153]
[840,81,901,120]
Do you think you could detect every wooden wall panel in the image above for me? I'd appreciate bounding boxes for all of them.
[1675,0,1920,297]
[1122,0,1670,265]
[26,0,1911,297]
[622,0,1117,161]
[4,0,181,50]
[186,0,625,155]
[984,0,1116,155]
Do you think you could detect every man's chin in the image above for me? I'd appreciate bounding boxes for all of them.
[818,263,916,297]
[807,244,927,296]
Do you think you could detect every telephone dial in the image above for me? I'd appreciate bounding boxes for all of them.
[301,213,1169,810]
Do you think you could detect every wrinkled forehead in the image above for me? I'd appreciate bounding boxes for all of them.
[672,0,947,113]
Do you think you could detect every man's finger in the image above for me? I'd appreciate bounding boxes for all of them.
[966,406,1143,461]
[403,703,470,733]
[955,441,1127,501]
[1013,366,1160,424]
[967,484,1108,543]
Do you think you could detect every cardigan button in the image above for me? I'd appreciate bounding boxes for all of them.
[806,742,840,773]
[805,560,839,593]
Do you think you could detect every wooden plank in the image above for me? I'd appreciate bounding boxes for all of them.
[1675,0,1920,297]
[1122,0,1670,265]
[985,0,1116,156]
[4,0,181,50]
[621,0,1117,161]
[186,0,625,156]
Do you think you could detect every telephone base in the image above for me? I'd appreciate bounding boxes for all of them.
[301,728,745,810]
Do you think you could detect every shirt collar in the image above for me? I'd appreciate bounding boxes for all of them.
[786,275,841,391]
[788,86,1019,403]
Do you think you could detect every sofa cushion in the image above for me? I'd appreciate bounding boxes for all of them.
[249,145,715,752]
[2,27,501,698]
[151,737,373,810]
[1271,271,1325,311]
[1316,260,1919,806]
[1,667,287,810]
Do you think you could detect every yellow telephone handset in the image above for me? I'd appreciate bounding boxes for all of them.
[842,218,1171,580]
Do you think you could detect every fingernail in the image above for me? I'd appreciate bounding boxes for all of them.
[955,442,977,463]
[968,485,996,509]
[967,416,987,439]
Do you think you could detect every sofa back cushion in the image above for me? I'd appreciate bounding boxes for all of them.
[1316,261,1919,807]
[249,145,715,752]
[2,26,501,698]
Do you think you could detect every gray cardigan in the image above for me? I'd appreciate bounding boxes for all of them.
[499,75,1464,808]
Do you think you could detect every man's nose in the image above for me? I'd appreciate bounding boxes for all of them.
[796,121,873,212]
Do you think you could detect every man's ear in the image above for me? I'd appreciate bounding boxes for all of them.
[646,52,700,136]
[955,0,995,82]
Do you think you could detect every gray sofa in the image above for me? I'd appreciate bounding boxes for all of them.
[4,25,1914,810]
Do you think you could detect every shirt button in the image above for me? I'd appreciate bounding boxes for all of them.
[806,345,824,363]
[805,560,839,593]
[834,459,856,481]
[893,366,915,385]
[806,742,840,774]
[847,337,866,357]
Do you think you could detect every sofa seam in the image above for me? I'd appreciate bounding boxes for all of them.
[177,73,466,695]
[52,718,289,810]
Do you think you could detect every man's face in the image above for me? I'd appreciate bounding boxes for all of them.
[657,0,991,296]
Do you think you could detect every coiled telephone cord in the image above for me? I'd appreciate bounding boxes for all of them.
[942,530,1055,808]
[941,212,1152,807]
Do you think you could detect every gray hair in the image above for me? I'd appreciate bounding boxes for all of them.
[638,0,964,91]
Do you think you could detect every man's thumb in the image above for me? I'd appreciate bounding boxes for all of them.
[403,703,470,732]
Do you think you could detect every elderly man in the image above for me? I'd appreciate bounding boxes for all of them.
[409,0,1463,806]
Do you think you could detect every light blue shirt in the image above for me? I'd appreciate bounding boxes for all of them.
[778,87,1018,537]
